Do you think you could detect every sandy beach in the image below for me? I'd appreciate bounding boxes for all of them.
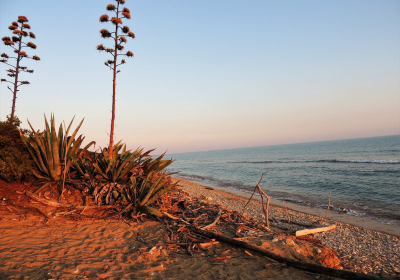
[0,178,399,279]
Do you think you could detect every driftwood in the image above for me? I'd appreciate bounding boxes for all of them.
[241,172,270,227]
[2,201,48,221]
[201,207,222,230]
[25,191,118,209]
[324,191,331,220]
[284,202,292,228]
[295,224,337,237]
[163,211,190,225]
[191,226,387,280]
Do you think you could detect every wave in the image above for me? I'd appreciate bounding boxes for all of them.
[227,159,400,164]
[316,159,400,164]
[227,161,273,164]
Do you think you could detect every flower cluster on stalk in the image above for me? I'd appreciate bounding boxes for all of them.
[0,16,40,104]
[97,0,134,71]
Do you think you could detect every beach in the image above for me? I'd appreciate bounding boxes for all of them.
[171,177,400,277]
[0,178,399,279]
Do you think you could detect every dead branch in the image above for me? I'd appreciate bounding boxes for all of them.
[284,202,292,228]
[324,191,331,220]
[26,191,73,207]
[201,207,222,230]
[241,172,270,227]
[163,211,190,225]
[3,201,48,221]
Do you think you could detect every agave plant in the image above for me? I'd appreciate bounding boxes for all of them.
[20,115,95,194]
[83,141,177,216]
[90,142,151,203]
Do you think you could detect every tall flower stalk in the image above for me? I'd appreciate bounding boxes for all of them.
[0,16,40,119]
[97,0,135,159]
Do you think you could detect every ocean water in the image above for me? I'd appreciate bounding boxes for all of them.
[167,135,400,227]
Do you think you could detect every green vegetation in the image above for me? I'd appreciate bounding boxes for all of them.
[20,115,95,194]
[0,117,33,182]
[74,142,176,217]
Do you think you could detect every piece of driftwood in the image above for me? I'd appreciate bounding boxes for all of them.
[199,241,220,249]
[202,207,222,230]
[25,191,117,209]
[26,191,72,207]
[241,171,270,227]
[163,211,190,225]
[324,191,331,220]
[284,202,292,228]
[191,226,386,280]
[3,201,48,221]
[295,224,337,237]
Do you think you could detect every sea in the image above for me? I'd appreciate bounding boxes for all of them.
[167,135,400,227]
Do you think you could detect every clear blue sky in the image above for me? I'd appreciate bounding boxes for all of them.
[1,0,399,153]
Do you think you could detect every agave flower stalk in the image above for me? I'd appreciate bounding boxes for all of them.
[97,0,135,158]
[1,16,40,119]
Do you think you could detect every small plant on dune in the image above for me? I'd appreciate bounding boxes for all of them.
[74,142,177,217]
[20,115,95,196]
[97,0,135,158]
[1,16,40,119]
[0,116,33,182]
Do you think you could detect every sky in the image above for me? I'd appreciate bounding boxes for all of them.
[1,0,399,154]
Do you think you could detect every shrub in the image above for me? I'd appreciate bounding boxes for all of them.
[0,116,33,182]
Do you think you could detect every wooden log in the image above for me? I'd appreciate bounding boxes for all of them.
[190,226,386,280]
[295,224,337,237]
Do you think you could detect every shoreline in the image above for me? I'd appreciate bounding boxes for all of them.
[172,176,400,237]
[172,176,400,276]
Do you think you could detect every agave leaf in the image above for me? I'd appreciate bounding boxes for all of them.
[65,118,84,157]
[82,141,96,151]
[27,120,51,175]
[145,182,177,206]
[31,169,49,180]
[93,162,109,180]
[141,148,155,158]
[155,159,174,172]
[139,173,162,206]
[20,132,47,175]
